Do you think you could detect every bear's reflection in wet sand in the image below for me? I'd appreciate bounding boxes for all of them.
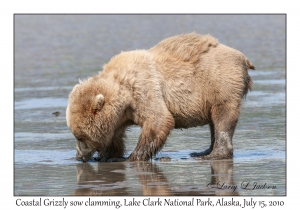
[74,159,238,196]
[74,162,129,196]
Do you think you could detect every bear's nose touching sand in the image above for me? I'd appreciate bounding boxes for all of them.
[66,33,255,162]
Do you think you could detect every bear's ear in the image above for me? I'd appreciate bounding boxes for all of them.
[93,94,105,111]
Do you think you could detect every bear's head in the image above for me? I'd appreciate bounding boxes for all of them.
[66,77,121,162]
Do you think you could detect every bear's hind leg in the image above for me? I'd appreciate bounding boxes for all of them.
[196,103,239,160]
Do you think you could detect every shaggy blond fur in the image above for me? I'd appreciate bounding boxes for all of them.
[66,33,255,162]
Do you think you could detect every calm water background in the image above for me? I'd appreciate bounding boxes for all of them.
[14,15,286,196]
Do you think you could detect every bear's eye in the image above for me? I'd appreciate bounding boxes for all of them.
[76,137,84,142]
[73,134,83,142]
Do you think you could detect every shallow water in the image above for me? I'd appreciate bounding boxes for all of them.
[14,14,286,196]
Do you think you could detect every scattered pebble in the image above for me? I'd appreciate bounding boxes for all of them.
[154,157,171,162]
[52,111,61,116]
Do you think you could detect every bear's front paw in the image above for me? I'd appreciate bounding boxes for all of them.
[107,157,127,162]
[92,156,105,162]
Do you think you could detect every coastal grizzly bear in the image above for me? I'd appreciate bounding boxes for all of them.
[66,33,255,162]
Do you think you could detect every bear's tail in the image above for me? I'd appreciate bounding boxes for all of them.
[243,58,255,98]
[246,59,255,70]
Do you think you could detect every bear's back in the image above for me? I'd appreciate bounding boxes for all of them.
[149,33,219,63]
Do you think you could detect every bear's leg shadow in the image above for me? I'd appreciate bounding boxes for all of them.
[127,112,175,161]
[196,103,240,160]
